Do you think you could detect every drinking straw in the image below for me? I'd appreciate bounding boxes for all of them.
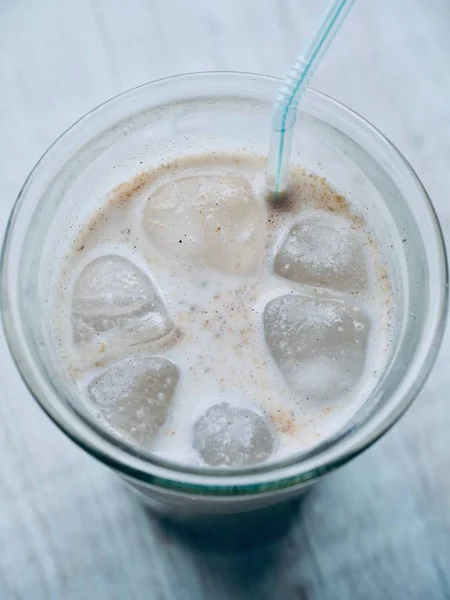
[266,0,356,197]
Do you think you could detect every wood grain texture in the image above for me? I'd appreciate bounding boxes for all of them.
[1,1,450,598]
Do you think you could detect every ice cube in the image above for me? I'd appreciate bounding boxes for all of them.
[193,402,274,467]
[274,214,368,291]
[264,294,369,401]
[72,255,172,346]
[143,174,265,274]
[87,355,179,446]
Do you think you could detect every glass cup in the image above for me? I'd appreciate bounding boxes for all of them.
[1,72,447,525]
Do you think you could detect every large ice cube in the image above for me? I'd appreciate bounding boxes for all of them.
[274,214,368,291]
[264,294,369,401]
[192,402,274,467]
[143,174,265,274]
[87,355,179,446]
[72,255,172,346]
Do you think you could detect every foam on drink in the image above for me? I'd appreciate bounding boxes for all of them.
[53,153,392,467]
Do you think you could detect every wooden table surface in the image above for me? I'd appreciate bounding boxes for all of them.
[1,1,450,598]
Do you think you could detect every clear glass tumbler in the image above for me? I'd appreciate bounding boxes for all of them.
[1,72,447,525]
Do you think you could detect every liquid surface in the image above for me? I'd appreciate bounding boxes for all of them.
[54,153,392,467]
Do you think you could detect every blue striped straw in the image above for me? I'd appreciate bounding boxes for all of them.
[266,0,356,198]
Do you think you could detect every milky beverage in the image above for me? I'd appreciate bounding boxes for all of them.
[54,153,392,468]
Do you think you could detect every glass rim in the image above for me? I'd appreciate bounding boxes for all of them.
[1,71,448,494]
